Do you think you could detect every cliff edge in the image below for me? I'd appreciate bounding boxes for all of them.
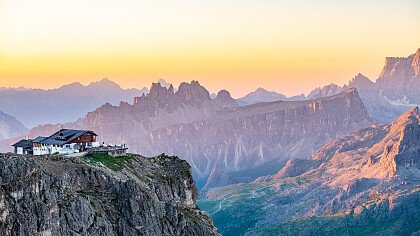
[0,153,219,236]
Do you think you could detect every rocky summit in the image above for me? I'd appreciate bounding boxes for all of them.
[0,153,219,236]
[199,107,420,236]
[376,48,420,104]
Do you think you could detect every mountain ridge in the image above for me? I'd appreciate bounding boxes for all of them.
[200,106,420,235]
[0,78,148,128]
[25,85,371,189]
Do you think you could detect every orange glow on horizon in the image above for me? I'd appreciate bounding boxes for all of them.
[1,0,419,97]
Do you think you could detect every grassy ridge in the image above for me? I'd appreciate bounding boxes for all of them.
[81,153,134,171]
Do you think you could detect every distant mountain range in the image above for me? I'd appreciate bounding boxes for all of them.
[0,78,148,128]
[236,88,288,106]
[0,48,418,236]
[26,81,371,189]
[1,48,418,191]
[237,49,420,123]
[200,106,420,236]
[236,88,305,106]
[0,110,28,141]
[2,49,417,129]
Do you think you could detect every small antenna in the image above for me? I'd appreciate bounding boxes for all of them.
[60,124,64,130]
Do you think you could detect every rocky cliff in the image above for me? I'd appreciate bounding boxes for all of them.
[200,107,420,236]
[376,48,420,105]
[0,153,219,236]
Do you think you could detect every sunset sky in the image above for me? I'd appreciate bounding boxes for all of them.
[0,0,419,97]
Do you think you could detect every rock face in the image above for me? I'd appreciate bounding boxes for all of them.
[213,90,239,109]
[0,110,27,141]
[376,48,420,104]
[140,88,371,189]
[0,153,219,236]
[200,107,420,236]
[27,86,371,189]
[307,73,408,123]
[0,78,148,128]
[344,73,407,123]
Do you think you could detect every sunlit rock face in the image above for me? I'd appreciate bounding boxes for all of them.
[376,48,420,105]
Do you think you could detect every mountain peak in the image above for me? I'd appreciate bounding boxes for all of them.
[99,77,113,83]
[379,49,420,79]
[175,81,211,106]
[157,79,173,89]
[148,82,175,99]
[348,73,374,88]
[87,78,121,90]
[355,73,367,79]
[216,89,231,98]
[58,82,85,91]
[214,90,238,109]
[255,87,268,93]
[307,83,342,99]
[236,87,287,106]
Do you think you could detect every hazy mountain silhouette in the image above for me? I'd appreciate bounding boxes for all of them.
[0,110,27,141]
[0,78,148,128]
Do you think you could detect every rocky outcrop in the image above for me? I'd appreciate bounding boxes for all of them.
[201,107,420,236]
[0,110,27,141]
[376,48,420,105]
[213,90,238,109]
[378,106,420,177]
[0,153,219,236]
